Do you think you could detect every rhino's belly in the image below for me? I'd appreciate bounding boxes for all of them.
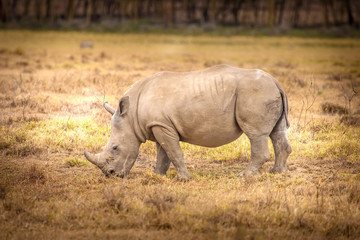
[178,116,243,148]
[181,129,242,148]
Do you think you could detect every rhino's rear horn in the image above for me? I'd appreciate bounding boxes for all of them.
[103,102,115,115]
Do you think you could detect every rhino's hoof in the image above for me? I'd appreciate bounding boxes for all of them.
[269,166,287,174]
[153,169,167,176]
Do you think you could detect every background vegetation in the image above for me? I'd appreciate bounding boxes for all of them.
[1,0,360,30]
[0,22,359,240]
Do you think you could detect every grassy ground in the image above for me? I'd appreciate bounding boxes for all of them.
[0,30,360,239]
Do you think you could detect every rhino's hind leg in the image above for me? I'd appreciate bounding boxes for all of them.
[239,135,270,176]
[152,126,192,180]
[154,142,171,175]
[270,130,292,173]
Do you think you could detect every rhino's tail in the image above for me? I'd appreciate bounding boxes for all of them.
[273,79,290,129]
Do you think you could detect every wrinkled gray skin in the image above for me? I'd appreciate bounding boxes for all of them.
[84,65,292,179]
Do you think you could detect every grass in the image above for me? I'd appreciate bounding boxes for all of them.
[0,30,360,239]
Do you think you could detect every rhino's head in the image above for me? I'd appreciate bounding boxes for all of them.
[84,96,140,177]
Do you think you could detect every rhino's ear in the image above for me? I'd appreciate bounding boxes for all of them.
[118,96,130,116]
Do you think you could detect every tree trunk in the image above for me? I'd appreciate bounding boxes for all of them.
[35,0,42,21]
[162,0,170,27]
[293,0,302,27]
[357,0,360,28]
[321,0,329,27]
[91,0,97,21]
[215,0,226,24]
[10,0,17,22]
[170,0,175,25]
[277,0,285,26]
[232,0,243,25]
[86,0,92,25]
[66,0,75,21]
[0,0,6,22]
[345,0,354,26]
[46,0,53,20]
[202,0,210,23]
[304,0,311,26]
[133,0,139,24]
[186,0,196,23]
[156,0,163,23]
[267,0,276,27]
[23,0,31,17]
[209,0,216,23]
[328,0,338,25]
[117,0,126,21]
[252,0,259,26]
[105,0,112,15]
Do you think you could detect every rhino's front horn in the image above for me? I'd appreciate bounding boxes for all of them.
[103,102,115,115]
[84,150,100,167]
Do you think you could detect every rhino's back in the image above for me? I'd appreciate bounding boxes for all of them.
[136,65,279,147]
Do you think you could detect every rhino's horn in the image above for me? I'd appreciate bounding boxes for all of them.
[103,102,115,115]
[84,150,100,167]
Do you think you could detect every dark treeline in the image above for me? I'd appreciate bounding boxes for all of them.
[0,0,359,28]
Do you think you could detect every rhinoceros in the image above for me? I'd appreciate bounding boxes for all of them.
[84,64,292,179]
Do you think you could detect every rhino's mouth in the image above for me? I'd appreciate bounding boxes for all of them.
[103,169,125,178]
[84,150,127,177]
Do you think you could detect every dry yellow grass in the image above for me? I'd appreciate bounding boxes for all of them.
[0,30,360,239]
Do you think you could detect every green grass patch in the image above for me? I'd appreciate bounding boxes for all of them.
[65,157,89,167]
[289,121,360,163]
[0,117,109,156]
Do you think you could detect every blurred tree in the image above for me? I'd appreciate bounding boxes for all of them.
[304,0,312,26]
[328,0,338,26]
[215,0,226,24]
[171,0,175,25]
[10,0,17,22]
[277,0,285,25]
[105,0,114,15]
[0,0,5,22]
[1,0,9,22]
[267,0,275,27]
[133,0,139,24]
[0,0,358,28]
[45,0,53,20]
[23,0,31,17]
[320,0,329,27]
[162,0,170,27]
[185,0,196,23]
[345,0,354,26]
[86,0,92,24]
[35,0,43,21]
[201,0,210,23]
[91,0,98,21]
[251,0,260,26]
[66,0,75,21]
[118,0,129,21]
[143,0,152,17]
[357,0,360,28]
[232,0,244,25]
[293,0,302,27]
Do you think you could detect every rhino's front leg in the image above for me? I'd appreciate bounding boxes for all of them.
[117,151,138,178]
[154,142,171,175]
[239,135,270,176]
[152,126,192,180]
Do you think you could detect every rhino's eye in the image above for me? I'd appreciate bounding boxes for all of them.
[112,145,118,150]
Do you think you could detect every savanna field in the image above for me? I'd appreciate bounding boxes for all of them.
[0,30,360,239]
